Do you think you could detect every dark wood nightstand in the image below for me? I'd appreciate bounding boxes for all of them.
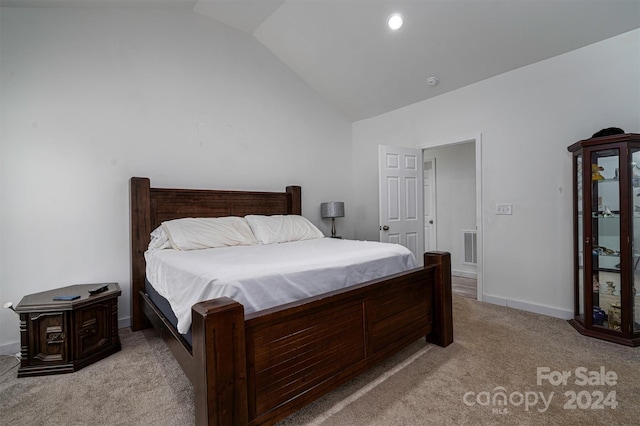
[15,283,121,377]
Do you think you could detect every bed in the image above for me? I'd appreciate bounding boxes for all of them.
[130,177,453,426]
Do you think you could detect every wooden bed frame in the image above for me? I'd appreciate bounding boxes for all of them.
[130,177,453,426]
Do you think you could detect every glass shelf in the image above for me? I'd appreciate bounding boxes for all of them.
[579,213,640,218]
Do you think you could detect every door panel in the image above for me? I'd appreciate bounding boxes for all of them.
[379,145,424,263]
[386,177,400,220]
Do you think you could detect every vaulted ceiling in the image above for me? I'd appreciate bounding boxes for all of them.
[4,0,640,121]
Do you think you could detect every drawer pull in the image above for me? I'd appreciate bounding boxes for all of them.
[81,326,96,336]
[47,332,65,344]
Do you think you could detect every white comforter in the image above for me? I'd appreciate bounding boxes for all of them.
[145,238,418,334]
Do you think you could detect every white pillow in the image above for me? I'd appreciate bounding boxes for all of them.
[161,217,258,251]
[245,215,324,244]
[148,225,171,250]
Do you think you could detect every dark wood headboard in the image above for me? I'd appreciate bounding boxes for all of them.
[129,177,302,331]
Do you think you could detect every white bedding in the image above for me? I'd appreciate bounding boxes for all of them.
[145,238,418,334]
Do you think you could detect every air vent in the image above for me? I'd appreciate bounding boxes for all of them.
[462,229,477,265]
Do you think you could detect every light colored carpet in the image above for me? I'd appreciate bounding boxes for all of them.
[1,296,638,425]
[0,327,194,425]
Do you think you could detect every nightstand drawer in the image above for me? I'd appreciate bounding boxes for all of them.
[26,311,69,365]
[74,301,112,359]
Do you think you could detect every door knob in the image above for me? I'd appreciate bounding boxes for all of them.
[429,220,434,224]
[382,225,390,231]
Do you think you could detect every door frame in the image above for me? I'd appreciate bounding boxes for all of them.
[417,133,483,302]
[423,157,437,252]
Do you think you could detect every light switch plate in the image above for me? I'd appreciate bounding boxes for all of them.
[496,203,513,215]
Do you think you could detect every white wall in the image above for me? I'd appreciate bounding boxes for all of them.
[0,8,353,352]
[353,29,640,319]
[425,142,476,277]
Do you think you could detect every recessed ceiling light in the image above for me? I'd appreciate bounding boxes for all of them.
[388,14,403,30]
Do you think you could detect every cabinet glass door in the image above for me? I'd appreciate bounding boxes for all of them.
[632,149,640,333]
[591,149,621,330]
[576,154,584,321]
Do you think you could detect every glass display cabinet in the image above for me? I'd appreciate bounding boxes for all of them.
[568,133,640,346]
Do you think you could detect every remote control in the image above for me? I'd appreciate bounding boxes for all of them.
[88,284,109,295]
[53,295,80,301]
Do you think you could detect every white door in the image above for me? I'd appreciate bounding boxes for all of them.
[423,157,437,251]
[378,145,424,263]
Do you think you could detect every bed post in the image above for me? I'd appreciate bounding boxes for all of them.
[424,252,453,347]
[286,186,302,215]
[130,177,152,331]
[192,298,249,426]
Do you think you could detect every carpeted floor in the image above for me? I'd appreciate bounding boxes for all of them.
[1,296,638,425]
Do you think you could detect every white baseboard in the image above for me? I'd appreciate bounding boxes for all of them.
[0,341,20,356]
[452,269,477,279]
[119,316,131,330]
[482,294,573,320]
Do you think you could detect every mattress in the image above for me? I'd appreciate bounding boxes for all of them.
[145,279,193,346]
[145,238,418,334]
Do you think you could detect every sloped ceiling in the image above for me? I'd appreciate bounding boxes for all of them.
[4,0,640,121]
[197,0,640,121]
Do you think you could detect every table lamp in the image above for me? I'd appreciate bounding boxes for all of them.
[321,201,345,238]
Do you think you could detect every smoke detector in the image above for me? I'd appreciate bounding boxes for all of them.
[427,76,439,87]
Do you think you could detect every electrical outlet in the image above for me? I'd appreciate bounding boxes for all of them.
[496,203,513,215]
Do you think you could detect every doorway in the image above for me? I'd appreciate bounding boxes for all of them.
[419,134,483,301]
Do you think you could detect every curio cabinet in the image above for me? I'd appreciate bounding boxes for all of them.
[568,133,640,346]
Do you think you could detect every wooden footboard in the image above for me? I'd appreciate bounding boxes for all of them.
[190,252,452,426]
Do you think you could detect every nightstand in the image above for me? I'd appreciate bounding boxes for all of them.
[15,283,121,377]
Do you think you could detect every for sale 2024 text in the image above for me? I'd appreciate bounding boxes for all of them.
[537,366,618,410]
